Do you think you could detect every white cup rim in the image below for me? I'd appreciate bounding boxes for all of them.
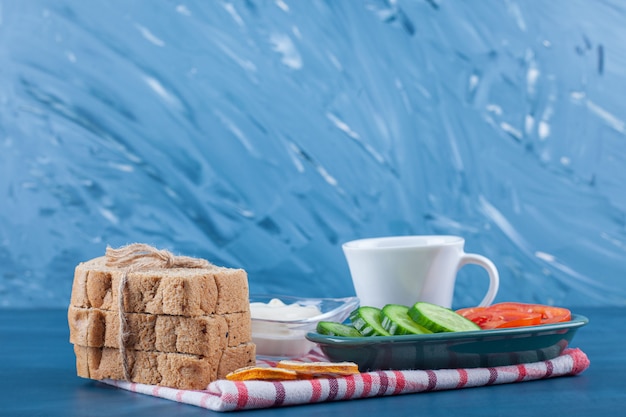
[342,235,464,250]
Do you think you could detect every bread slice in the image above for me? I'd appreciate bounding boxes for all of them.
[68,306,251,355]
[69,250,256,389]
[70,256,249,316]
[74,343,256,390]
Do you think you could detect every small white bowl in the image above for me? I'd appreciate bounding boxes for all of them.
[249,294,359,359]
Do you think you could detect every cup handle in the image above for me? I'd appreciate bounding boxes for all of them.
[459,253,500,307]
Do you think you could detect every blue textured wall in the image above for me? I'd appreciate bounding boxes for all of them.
[1,1,625,308]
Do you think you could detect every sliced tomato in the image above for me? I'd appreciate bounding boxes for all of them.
[456,308,541,329]
[488,302,571,324]
[456,302,571,329]
[491,313,542,329]
[455,307,484,318]
[455,307,486,323]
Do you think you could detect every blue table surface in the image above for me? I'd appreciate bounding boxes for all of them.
[1,306,624,417]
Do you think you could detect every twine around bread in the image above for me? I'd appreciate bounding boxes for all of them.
[105,243,213,381]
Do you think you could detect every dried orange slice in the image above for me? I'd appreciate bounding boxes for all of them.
[276,360,359,376]
[225,361,361,381]
[225,366,299,381]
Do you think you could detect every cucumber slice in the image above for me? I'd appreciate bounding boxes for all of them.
[316,321,362,337]
[349,306,391,336]
[408,302,481,333]
[381,304,433,335]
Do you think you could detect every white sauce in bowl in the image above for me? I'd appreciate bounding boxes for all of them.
[250,298,323,358]
[250,298,322,321]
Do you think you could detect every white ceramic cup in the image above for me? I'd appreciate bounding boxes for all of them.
[342,235,499,309]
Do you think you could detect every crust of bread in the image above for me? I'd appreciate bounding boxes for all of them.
[70,257,249,316]
[68,306,252,356]
[69,254,255,389]
[73,344,256,390]
[217,342,258,381]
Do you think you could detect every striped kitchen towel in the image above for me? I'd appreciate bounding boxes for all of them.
[102,347,589,412]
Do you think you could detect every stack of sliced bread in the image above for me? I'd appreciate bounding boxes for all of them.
[68,254,256,390]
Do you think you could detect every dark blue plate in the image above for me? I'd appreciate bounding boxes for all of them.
[306,314,588,371]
